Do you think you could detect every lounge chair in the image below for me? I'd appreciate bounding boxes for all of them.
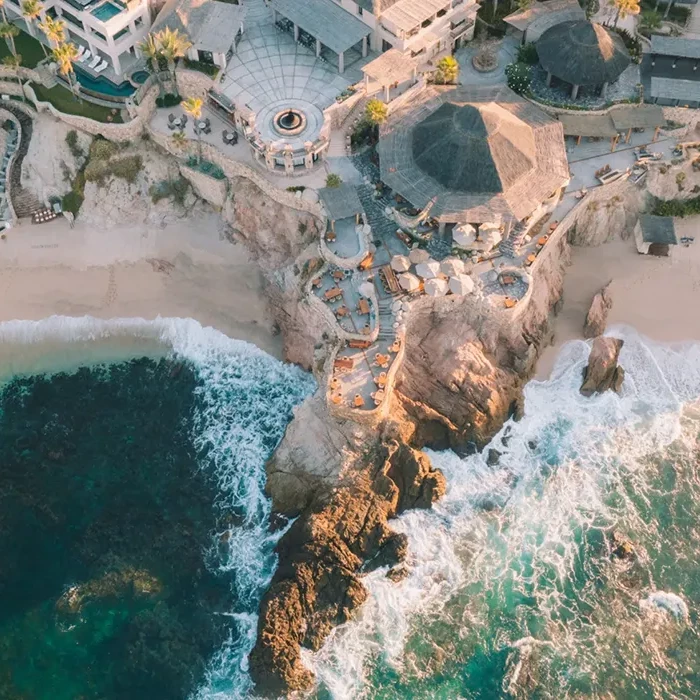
[222,129,230,143]
[76,45,86,58]
[78,50,91,64]
[88,55,101,69]
[95,61,108,73]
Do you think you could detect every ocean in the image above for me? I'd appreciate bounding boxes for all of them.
[3,320,700,699]
[0,317,314,700]
[308,328,700,700]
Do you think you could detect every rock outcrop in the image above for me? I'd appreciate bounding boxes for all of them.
[250,440,445,696]
[567,182,645,247]
[580,336,625,396]
[584,282,613,339]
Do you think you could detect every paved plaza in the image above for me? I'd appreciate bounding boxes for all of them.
[220,0,366,126]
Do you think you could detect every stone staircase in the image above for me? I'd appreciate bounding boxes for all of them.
[1,104,42,218]
[499,222,527,258]
[376,298,397,340]
[357,183,396,243]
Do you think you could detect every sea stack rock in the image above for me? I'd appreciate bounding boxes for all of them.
[584,282,613,339]
[580,336,625,397]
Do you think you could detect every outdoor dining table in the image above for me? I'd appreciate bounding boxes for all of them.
[353,394,365,408]
[172,118,182,128]
[197,121,207,130]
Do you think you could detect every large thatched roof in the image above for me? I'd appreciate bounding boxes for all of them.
[537,20,630,86]
[377,85,570,224]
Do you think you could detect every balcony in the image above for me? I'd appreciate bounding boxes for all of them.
[450,18,473,38]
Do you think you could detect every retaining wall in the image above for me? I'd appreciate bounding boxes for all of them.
[179,163,228,208]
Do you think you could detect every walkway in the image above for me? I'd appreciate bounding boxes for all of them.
[221,0,355,116]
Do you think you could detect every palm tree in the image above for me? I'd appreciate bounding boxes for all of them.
[139,32,160,74]
[365,98,387,125]
[436,55,459,84]
[181,96,202,163]
[0,21,19,59]
[2,53,25,101]
[171,129,187,151]
[0,0,9,24]
[38,16,66,49]
[21,0,47,56]
[155,26,191,76]
[610,0,640,26]
[52,41,81,101]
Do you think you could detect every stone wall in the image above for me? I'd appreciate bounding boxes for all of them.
[175,69,217,100]
[179,163,228,208]
[323,87,366,130]
[0,66,42,84]
[147,124,324,217]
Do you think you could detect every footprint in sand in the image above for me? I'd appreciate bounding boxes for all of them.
[104,266,117,307]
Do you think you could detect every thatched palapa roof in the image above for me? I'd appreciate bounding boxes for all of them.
[377,85,569,224]
[536,20,630,86]
[558,113,617,137]
[318,184,364,221]
[504,0,584,41]
[610,104,665,130]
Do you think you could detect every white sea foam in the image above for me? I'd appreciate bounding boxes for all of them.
[308,328,700,698]
[0,315,315,700]
[641,592,690,623]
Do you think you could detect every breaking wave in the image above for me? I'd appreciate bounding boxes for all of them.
[0,316,315,699]
[308,327,700,699]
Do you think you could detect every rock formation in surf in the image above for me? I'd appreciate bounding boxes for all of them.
[584,283,613,339]
[580,336,625,396]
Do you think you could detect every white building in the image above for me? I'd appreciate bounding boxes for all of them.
[5,0,151,77]
[152,0,246,71]
[337,0,478,61]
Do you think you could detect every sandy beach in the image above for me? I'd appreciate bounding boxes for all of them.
[0,213,283,359]
[537,216,700,379]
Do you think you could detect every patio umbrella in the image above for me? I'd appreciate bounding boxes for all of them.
[415,260,441,279]
[358,282,374,298]
[480,228,502,250]
[449,274,475,296]
[398,272,420,292]
[391,300,403,312]
[409,248,430,264]
[453,224,476,248]
[390,255,411,272]
[440,257,465,277]
[425,278,448,297]
[479,221,500,233]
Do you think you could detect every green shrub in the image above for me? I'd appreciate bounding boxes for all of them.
[651,195,700,217]
[612,27,642,63]
[505,62,532,95]
[517,42,539,65]
[149,177,191,206]
[83,157,111,185]
[65,129,84,160]
[325,173,342,188]
[286,185,306,193]
[183,58,219,77]
[89,137,119,161]
[155,93,181,108]
[111,155,143,184]
[61,189,83,215]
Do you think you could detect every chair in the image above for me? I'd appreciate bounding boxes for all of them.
[89,55,101,70]
[95,61,108,73]
[181,115,188,126]
[204,117,211,128]
[168,114,175,124]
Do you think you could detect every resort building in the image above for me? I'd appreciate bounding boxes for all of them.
[5,0,152,78]
[536,20,630,99]
[645,36,700,108]
[269,0,479,73]
[377,84,570,236]
[152,0,246,71]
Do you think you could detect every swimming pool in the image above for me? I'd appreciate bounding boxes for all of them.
[131,70,149,85]
[91,2,122,21]
[75,66,135,98]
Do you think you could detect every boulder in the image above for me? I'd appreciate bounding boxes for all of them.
[584,282,613,339]
[580,337,625,397]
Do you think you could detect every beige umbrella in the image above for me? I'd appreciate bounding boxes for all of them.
[425,278,448,297]
[440,257,465,277]
[415,260,441,279]
[390,255,411,272]
[358,281,375,298]
[449,274,475,296]
[398,272,420,292]
[480,228,502,250]
[453,224,476,248]
[409,248,430,264]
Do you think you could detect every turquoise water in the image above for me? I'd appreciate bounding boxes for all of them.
[309,329,700,699]
[0,317,314,700]
[75,66,135,97]
[92,1,121,21]
[131,70,149,85]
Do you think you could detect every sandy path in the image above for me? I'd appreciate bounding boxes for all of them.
[537,217,700,379]
[0,214,283,359]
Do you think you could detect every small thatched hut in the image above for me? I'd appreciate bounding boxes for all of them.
[536,20,630,99]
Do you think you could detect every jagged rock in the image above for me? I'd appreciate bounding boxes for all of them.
[584,283,613,339]
[580,337,625,397]
[250,441,446,697]
[487,448,501,466]
[610,530,635,560]
[386,564,410,582]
